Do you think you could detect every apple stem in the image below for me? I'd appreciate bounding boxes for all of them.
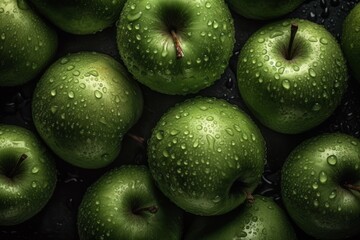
[286,23,298,60]
[133,205,159,215]
[127,133,145,145]
[344,184,360,192]
[7,154,28,178]
[171,30,184,59]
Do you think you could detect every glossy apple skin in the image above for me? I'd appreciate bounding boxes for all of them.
[32,52,143,169]
[148,97,266,216]
[342,3,360,83]
[237,19,347,134]
[0,0,57,86]
[227,0,305,20]
[78,165,183,240]
[281,133,360,239]
[185,196,296,240]
[29,0,126,35]
[0,125,57,225]
[117,0,235,95]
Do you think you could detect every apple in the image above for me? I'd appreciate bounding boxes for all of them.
[185,196,296,240]
[116,0,235,95]
[237,19,348,134]
[77,165,184,240]
[0,0,57,86]
[342,3,360,82]
[148,97,266,216]
[0,125,57,225]
[32,52,143,169]
[29,0,126,35]
[281,133,360,239]
[226,0,305,20]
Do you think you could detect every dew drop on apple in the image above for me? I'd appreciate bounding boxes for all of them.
[31,166,39,174]
[314,199,319,207]
[31,181,37,188]
[320,38,328,45]
[319,171,328,183]
[312,182,319,189]
[282,79,291,90]
[329,191,337,199]
[94,90,102,99]
[68,91,75,99]
[327,155,337,166]
[312,103,321,111]
[50,89,56,97]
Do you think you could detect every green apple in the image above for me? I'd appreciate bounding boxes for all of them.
[117,0,235,95]
[342,3,360,82]
[0,0,57,86]
[282,133,360,239]
[29,0,126,35]
[0,125,57,225]
[32,52,143,169]
[78,165,183,240]
[227,0,305,20]
[185,196,296,240]
[237,19,347,134]
[148,97,266,216]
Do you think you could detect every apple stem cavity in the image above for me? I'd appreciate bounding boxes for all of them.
[171,30,184,59]
[286,23,299,60]
[245,191,255,204]
[133,205,159,215]
[344,184,360,192]
[8,154,28,178]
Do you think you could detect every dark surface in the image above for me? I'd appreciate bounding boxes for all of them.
[1,0,360,239]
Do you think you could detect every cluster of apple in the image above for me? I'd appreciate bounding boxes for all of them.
[1,0,360,239]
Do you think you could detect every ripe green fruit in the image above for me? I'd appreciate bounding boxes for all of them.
[227,0,305,20]
[32,52,143,169]
[0,0,57,86]
[342,3,360,82]
[29,0,126,35]
[0,125,57,225]
[148,97,266,216]
[185,196,296,240]
[117,0,235,95]
[237,19,347,134]
[78,165,184,240]
[282,133,360,239]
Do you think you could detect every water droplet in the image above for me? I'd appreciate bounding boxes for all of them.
[68,91,75,99]
[309,68,316,77]
[312,103,321,111]
[312,182,319,189]
[282,79,291,90]
[127,11,142,21]
[319,171,328,183]
[31,181,37,188]
[94,90,103,99]
[156,131,164,140]
[205,2,211,8]
[329,191,336,199]
[50,89,57,97]
[320,38,328,45]
[327,155,337,166]
[31,167,39,173]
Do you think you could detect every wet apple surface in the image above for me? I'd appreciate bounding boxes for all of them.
[0,0,360,239]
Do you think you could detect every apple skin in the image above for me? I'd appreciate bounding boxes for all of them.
[237,19,347,134]
[148,97,266,216]
[0,125,57,226]
[227,0,305,20]
[29,0,126,35]
[342,3,360,83]
[281,133,360,239]
[185,196,297,240]
[117,0,235,95]
[77,165,184,240]
[32,52,143,169]
[0,0,57,86]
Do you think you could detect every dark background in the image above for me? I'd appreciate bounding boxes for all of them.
[1,0,360,239]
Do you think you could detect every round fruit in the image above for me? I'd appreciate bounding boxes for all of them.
[148,97,266,216]
[0,0,57,86]
[342,3,360,83]
[185,196,296,240]
[78,165,183,240]
[117,0,235,95]
[0,125,57,225]
[32,52,143,169]
[237,19,347,134]
[29,0,126,35]
[282,133,360,239]
[227,0,305,20]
